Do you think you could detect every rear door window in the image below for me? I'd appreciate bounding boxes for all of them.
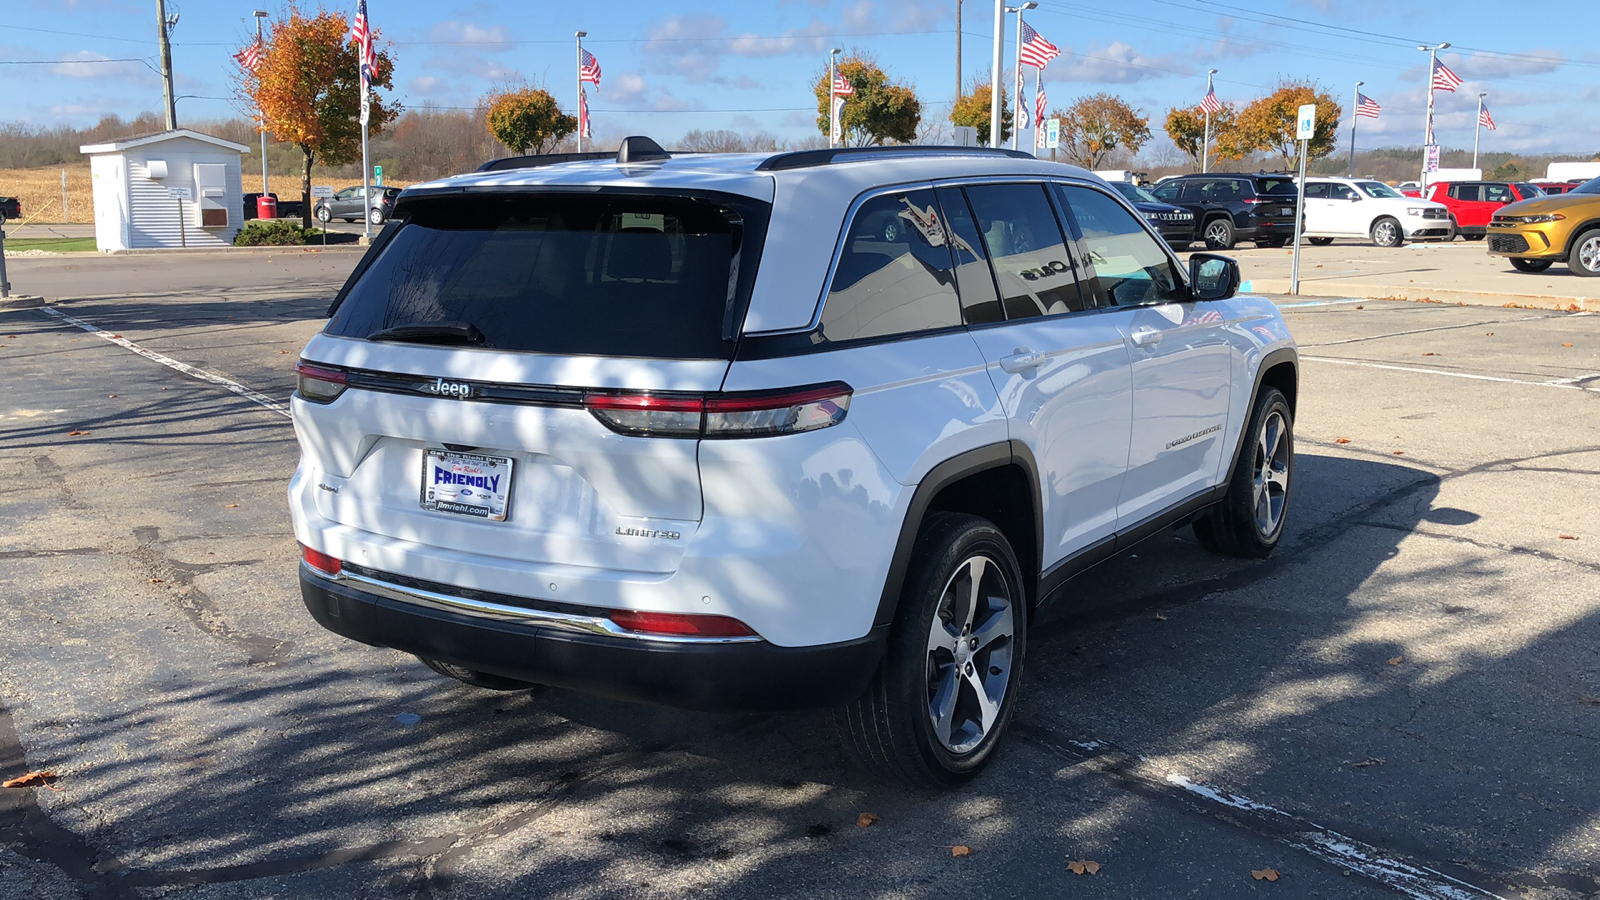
[1484,184,1513,203]
[819,189,962,342]
[1054,184,1185,308]
[961,183,1086,320]
[325,192,768,360]
[1304,183,1330,200]
[1451,184,1481,202]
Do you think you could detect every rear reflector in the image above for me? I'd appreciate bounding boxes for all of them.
[584,382,852,439]
[295,361,348,404]
[608,609,758,638]
[301,545,342,576]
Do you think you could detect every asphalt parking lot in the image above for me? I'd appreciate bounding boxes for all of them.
[1,254,1597,899]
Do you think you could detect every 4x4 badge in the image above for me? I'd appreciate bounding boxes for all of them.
[423,377,474,399]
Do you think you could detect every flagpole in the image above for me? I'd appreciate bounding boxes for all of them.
[254,10,268,198]
[1202,69,1216,174]
[1418,42,1449,190]
[988,0,1003,148]
[1349,80,1363,178]
[1473,92,1485,172]
[828,48,839,148]
[1033,66,1041,158]
[1010,6,1022,150]
[358,2,371,242]
[575,32,586,152]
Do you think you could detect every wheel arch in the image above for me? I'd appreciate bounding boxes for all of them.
[1221,347,1298,487]
[1562,219,1600,255]
[874,442,1042,629]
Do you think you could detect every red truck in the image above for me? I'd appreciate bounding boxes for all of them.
[1404,181,1545,240]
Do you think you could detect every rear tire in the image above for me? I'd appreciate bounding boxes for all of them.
[418,656,541,691]
[1203,217,1236,250]
[1193,387,1293,559]
[1510,258,1553,273]
[1569,229,1600,277]
[836,512,1026,788]
[315,206,331,223]
[1308,237,1334,246]
[1370,216,1403,248]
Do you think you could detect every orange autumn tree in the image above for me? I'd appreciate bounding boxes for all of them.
[239,5,399,227]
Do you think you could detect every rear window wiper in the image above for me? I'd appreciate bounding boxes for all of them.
[367,322,485,345]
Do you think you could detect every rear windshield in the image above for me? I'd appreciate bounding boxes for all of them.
[326,192,768,359]
[1255,178,1298,196]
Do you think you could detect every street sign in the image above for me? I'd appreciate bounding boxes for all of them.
[1296,104,1317,141]
[373,165,383,186]
[953,125,978,147]
[311,185,334,198]
[1046,118,1061,149]
[165,186,192,201]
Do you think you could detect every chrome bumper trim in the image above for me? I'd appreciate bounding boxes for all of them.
[303,562,762,644]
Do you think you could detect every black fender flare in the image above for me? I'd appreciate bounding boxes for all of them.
[1222,346,1299,481]
[872,440,1042,628]
[1563,219,1600,256]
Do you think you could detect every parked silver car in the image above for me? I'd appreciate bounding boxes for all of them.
[314,185,402,225]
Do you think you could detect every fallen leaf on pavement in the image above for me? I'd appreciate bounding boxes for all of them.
[1562,343,1573,347]
[1355,305,1363,309]
[952,845,973,857]
[66,430,90,436]
[1068,859,1101,875]
[1421,352,1438,356]
[1335,437,1352,444]
[107,394,116,398]
[1392,450,1405,455]
[1349,757,1385,769]
[148,578,163,584]
[1485,332,1494,336]
[1388,656,1404,666]
[223,503,240,509]
[3,771,57,788]
[856,812,879,828]
[1577,696,1600,706]
[1252,868,1280,882]
[1154,613,1168,621]
[1558,534,1578,540]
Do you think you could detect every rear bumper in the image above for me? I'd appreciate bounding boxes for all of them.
[300,567,888,712]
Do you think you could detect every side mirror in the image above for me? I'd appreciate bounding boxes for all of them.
[1349,194,1362,201]
[1189,253,1240,302]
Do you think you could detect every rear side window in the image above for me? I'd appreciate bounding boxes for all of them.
[961,183,1085,320]
[326,193,767,359]
[1256,178,1297,196]
[1304,183,1329,200]
[1055,185,1184,308]
[819,189,962,343]
[935,186,1004,325]
[1451,184,1481,201]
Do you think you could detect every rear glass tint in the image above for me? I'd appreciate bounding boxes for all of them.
[326,192,768,359]
[1256,178,1298,195]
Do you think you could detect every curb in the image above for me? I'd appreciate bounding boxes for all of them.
[1242,279,1599,312]
[0,295,46,309]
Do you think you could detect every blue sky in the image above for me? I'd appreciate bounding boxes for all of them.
[2,0,1597,155]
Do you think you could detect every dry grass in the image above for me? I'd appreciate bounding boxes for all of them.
[0,165,420,225]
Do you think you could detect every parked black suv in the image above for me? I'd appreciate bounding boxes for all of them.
[1149,174,1301,250]
[1105,180,1197,248]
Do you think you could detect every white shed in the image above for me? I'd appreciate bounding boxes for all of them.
[79,130,250,252]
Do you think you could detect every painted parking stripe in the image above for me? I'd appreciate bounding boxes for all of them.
[35,307,293,419]
[1277,298,1369,309]
[1303,355,1600,393]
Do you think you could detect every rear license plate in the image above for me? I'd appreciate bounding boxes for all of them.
[1280,208,1295,216]
[421,449,513,521]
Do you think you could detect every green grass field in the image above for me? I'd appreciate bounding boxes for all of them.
[3,237,98,252]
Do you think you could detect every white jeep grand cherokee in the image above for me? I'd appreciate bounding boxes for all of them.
[290,138,1299,786]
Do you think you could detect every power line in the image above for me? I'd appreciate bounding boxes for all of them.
[0,57,151,65]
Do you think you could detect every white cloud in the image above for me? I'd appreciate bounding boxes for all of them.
[1453,49,1567,78]
[52,51,152,81]
[425,20,514,54]
[1052,42,1188,84]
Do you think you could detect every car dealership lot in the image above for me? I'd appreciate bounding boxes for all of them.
[1,254,1597,899]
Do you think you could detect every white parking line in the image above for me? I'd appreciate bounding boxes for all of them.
[1276,298,1369,309]
[1302,355,1600,393]
[1164,775,1505,900]
[36,307,293,419]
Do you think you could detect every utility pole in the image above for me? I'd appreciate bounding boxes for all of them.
[156,0,177,130]
[988,0,1003,148]
[1348,80,1363,178]
[255,11,269,197]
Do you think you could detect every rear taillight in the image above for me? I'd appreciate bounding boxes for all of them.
[1241,198,1266,205]
[584,382,851,439]
[608,609,757,638]
[295,361,348,404]
[301,544,342,576]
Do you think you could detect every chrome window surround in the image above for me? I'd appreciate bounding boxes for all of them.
[303,562,763,645]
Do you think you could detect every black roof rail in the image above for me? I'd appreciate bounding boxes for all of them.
[476,151,612,172]
[755,145,1038,172]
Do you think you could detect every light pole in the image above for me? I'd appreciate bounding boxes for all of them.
[1348,80,1363,178]
[575,31,587,152]
[1417,41,1450,190]
[828,47,842,148]
[254,10,269,197]
[1202,68,1217,173]
[1473,91,1487,172]
[988,0,1004,148]
[1004,3,1037,151]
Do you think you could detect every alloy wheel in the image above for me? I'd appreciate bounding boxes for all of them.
[1253,410,1291,538]
[1580,235,1600,273]
[1373,220,1398,247]
[1206,222,1230,246]
[925,555,1015,755]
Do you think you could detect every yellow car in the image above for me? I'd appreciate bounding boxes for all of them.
[1487,177,1600,276]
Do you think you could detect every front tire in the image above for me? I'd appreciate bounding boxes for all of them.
[314,206,331,223]
[1204,217,1236,250]
[836,512,1026,788]
[1370,217,1403,248]
[368,207,385,226]
[1194,387,1293,558]
[1569,229,1600,277]
[1510,258,1553,273]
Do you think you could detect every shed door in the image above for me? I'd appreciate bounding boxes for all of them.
[195,163,228,227]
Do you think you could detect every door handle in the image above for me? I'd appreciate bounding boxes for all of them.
[1130,328,1164,348]
[999,348,1046,373]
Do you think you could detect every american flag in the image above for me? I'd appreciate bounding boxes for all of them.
[579,88,592,139]
[1019,22,1060,69]
[1479,104,1496,131]
[1356,93,1381,119]
[1035,86,1047,129]
[1200,88,1222,115]
[1431,59,1463,92]
[580,48,601,87]
[233,40,261,72]
[351,0,375,79]
[833,73,854,96]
